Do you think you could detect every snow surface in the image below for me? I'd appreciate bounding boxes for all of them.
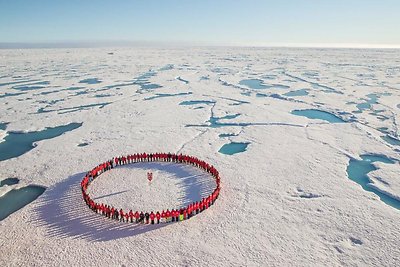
[0,47,400,266]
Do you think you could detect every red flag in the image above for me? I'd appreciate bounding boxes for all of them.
[147,172,153,182]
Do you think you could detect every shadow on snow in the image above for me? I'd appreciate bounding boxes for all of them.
[31,162,215,242]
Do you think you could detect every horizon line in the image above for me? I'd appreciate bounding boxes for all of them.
[0,41,399,50]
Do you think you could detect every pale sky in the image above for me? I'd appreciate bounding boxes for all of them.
[1,0,399,48]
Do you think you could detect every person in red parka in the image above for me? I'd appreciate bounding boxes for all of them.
[135,211,140,223]
[183,208,187,220]
[175,209,179,222]
[161,210,166,223]
[170,209,175,222]
[150,212,155,224]
[129,210,134,223]
[119,209,124,222]
[111,207,115,219]
[165,209,171,223]
[187,204,192,219]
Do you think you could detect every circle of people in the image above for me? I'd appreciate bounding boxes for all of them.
[81,152,221,224]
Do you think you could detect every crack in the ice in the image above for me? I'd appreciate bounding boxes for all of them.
[284,72,343,95]
[176,129,208,154]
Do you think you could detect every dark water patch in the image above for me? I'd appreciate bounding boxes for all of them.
[145,92,192,101]
[179,100,215,106]
[37,107,52,114]
[378,127,389,134]
[356,102,371,111]
[356,93,380,113]
[94,93,113,98]
[270,94,286,100]
[239,79,268,89]
[12,85,46,91]
[0,92,25,98]
[199,114,243,128]
[0,178,19,187]
[256,93,268,97]
[366,93,379,104]
[349,237,363,246]
[131,70,163,92]
[240,79,289,90]
[186,113,242,128]
[79,78,102,84]
[382,135,400,146]
[136,70,157,81]
[176,76,189,84]
[0,185,46,221]
[291,109,345,123]
[78,142,89,147]
[284,89,309,97]
[346,154,400,210]
[219,142,249,155]
[219,133,238,138]
[0,122,82,161]
[256,92,288,101]
[140,83,162,90]
[11,81,50,91]
[200,76,210,81]
[376,115,389,121]
[39,90,61,95]
[74,90,90,96]
[0,122,7,130]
